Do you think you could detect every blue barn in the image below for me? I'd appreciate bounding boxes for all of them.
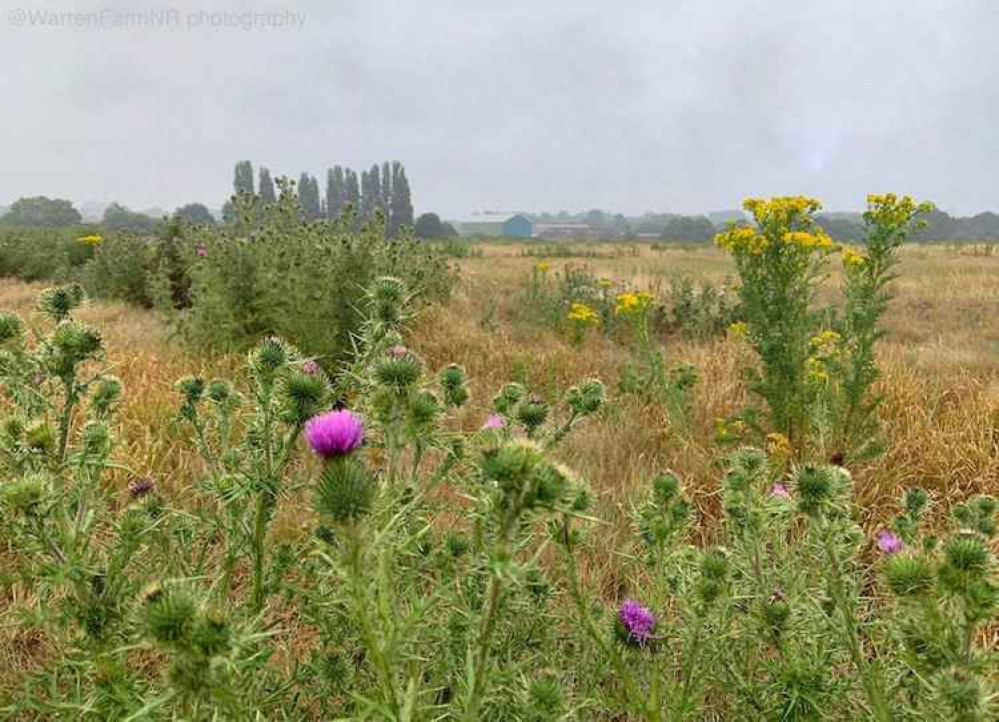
[502,214,533,238]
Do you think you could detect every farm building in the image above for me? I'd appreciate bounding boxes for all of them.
[449,212,534,238]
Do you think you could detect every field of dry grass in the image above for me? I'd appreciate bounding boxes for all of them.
[3,240,995,562]
[2,241,998,706]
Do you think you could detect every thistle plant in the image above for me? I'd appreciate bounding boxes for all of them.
[176,336,329,610]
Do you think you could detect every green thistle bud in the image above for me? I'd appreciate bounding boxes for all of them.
[80,421,112,458]
[206,379,234,404]
[701,549,729,581]
[38,284,85,322]
[25,422,55,454]
[763,589,791,631]
[279,371,327,425]
[493,382,526,415]
[516,396,549,432]
[570,485,591,512]
[480,441,543,498]
[1,475,46,514]
[191,608,231,657]
[731,447,768,476]
[527,677,565,718]
[369,276,407,306]
[176,376,206,404]
[531,462,570,508]
[953,503,974,526]
[938,670,983,718]
[251,337,293,378]
[49,321,102,375]
[143,584,196,645]
[795,466,835,516]
[884,554,935,596]
[904,488,929,517]
[943,534,990,573]
[439,364,469,407]
[90,377,123,417]
[653,472,681,506]
[315,457,375,523]
[567,378,605,416]
[408,389,441,427]
[445,532,469,558]
[0,312,24,344]
[2,415,26,441]
[374,353,421,390]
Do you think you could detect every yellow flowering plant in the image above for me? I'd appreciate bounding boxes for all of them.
[715,196,833,457]
[825,194,932,459]
[567,302,600,344]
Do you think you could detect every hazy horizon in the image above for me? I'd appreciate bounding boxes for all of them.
[2,0,996,217]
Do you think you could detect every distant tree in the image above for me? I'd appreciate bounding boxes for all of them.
[103,202,162,234]
[584,209,606,228]
[326,166,346,219]
[233,160,255,195]
[414,212,457,239]
[370,164,382,214]
[815,215,864,242]
[381,160,392,211]
[258,167,276,204]
[298,173,322,220]
[0,196,82,227]
[345,169,360,210]
[174,203,215,226]
[659,215,715,242]
[389,162,413,235]
[360,169,374,219]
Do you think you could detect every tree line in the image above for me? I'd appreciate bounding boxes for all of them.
[226,159,414,236]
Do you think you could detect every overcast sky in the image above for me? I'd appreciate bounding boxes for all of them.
[1,0,997,216]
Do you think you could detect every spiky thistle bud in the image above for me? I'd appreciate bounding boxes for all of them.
[314,457,375,523]
[795,466,836,517]
[374,351,421,390]
[279,371,328,426]
[884,554,935,596]
[407,389,441,427]
[191,608,231,657]
[0,312,24,345]
[143,584,196,645]
[566,379,605,416]
[38,284,85,322]
[943,534,990,574]
[439,363,469,407]
[176,376,206,404]
[516,395,549,433]
[1,475,46,515]
[90,376,123,418]
[493,382,526,415]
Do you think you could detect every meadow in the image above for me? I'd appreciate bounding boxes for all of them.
[0,196,997,720]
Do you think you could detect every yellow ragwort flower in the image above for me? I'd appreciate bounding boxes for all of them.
[807,357,828,382]
[567,302,600,325]
[841,248,866,269]
[535,262,550,273]
[727,321,748,337]
[78,234,103,247]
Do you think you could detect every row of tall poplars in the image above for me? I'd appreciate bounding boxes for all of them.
[228,158,414,234]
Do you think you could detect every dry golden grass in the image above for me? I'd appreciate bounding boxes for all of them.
[2,241,998,701]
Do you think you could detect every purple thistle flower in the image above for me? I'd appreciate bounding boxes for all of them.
[389,345,408,359]
[305,410,364,458]
[302,360,319,375]
[618,598,657,644]
[877,530,904,555]
[196,244,207,258]
[769,483,790,500]
[128,476,155,498]
[482,413,506,430]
